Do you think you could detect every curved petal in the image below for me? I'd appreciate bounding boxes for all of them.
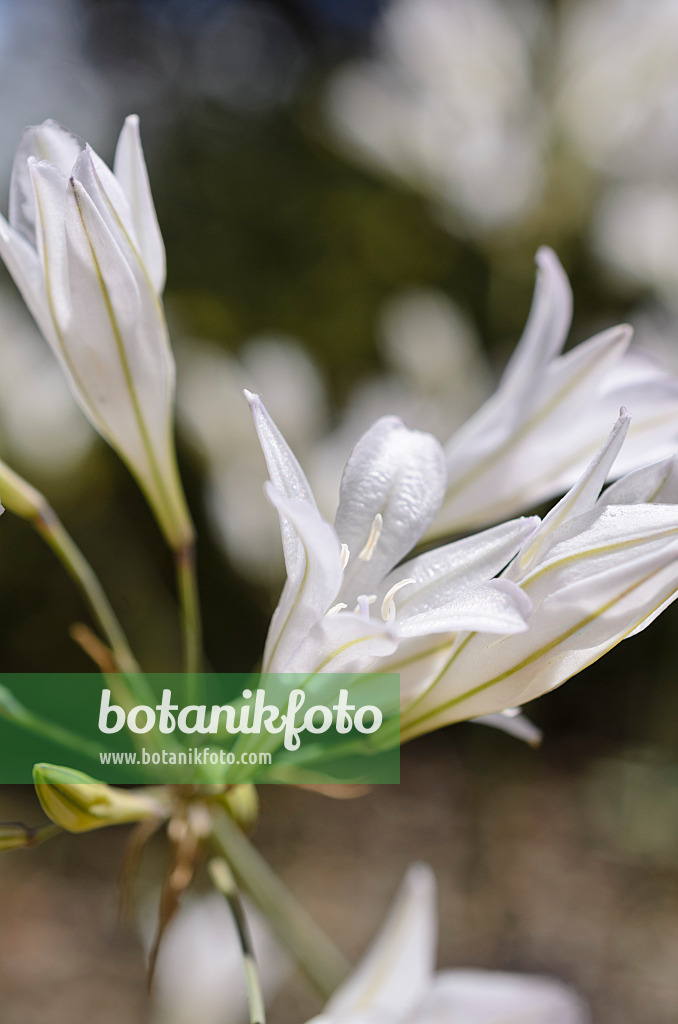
[417,969,590,1024]
[9,120,82,243]
[290,609,398,674]
[113,114,166,293]
[336,417,446,604]
[245,391,318,581]
[389,517,539,616]
[263,485,344,673]
[397,579,531,638]
[438,325,632,534]
[518,408,630,570]
[325,864,436,1021]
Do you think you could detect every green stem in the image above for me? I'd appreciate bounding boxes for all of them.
[34,505,140,675]
[175,542,202,694]
[209,808,350,1001]
[0,683,103,760]
[209,857,267,1024]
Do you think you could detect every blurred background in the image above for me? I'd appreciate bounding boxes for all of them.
[1,0,678,1021]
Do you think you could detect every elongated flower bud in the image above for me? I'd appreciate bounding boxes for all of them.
[0,117,193,550]
[33,763,166,833]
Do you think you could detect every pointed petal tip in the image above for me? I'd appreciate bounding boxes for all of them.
[124,113,140,129]
[243,388,260,407]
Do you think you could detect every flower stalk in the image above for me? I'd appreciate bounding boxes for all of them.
[209,806,350,1000]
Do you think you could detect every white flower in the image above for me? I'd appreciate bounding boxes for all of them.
[246,391,535,677]
[307,864,589,1024]
[400,410,678,738]
[434,248,678,537]
[0,117,192,549]
[325,0,545,230]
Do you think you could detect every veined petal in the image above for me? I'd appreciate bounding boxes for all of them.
[324,864,436,1021]
[437,325,632,535]
[401,532,678,737]
[335,417,446,604]
[417,969,590,1024]
[72,146,139,255]
[263,485,344,673]
[388,517,539,615]
[9,120,82,243]
[28,159,72,344]
[518,409,630,570]
[113,115,166,292]
[289,609,398,674]
[397,579,532,638]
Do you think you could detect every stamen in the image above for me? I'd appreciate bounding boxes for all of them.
[326,602,348,616]
[355,594,377,618]
[380,578,416,622]
[340,543,350,571]
[358,513,383,562]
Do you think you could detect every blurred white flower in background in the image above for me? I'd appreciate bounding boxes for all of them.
[141,891,290,1024]
[308,864,589,1024]
[325,0,545,232]
[0,0,115,183]
[0,289,95,481]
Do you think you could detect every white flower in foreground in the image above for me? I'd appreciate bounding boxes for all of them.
[246,391,536,677]
[434,247,678,537]
[400,411,678,738]
[308,864,589,1024]
[0,117,192,549]
[249,384,678,741]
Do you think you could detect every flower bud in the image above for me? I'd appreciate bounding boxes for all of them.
[33,763,166,833]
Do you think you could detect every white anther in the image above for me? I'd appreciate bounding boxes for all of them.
[380,578,416,622]
[326,602,348,616]
[355,594,377,617]
[340,543,350,571]
[358,513,383,561]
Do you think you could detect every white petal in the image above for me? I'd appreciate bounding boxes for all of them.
[596,456,678,507]
[290,608,398,674]
[326,864,436,1021]
[397,579,531,638]
[0,213,52,342]
[402,525,678,736]
[263,485,344,673]
[113,115,166,292]
[497,246,573,401]
[388,517,539,616]
[245,391,318,584]
[416,969,590,1024]
[72,145,139,253]
[335,417,446,603]
[438,325,631,534]
[518,409,630,569]
[472,709,543,747]
[9,120,82,243]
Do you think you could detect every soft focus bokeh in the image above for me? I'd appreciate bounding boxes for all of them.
[1,1,678,1021]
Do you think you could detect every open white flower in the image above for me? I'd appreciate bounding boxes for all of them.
[246,391,535,678]
[0,117,192,549]
[308,864,589,1024]
[400,410,678,738]
[434,247,678,537]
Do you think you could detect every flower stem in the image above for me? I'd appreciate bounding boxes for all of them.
[209,857,267,1024]
[175,542,202,696]
[209,807,350,1001]
[33,505,140,676]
